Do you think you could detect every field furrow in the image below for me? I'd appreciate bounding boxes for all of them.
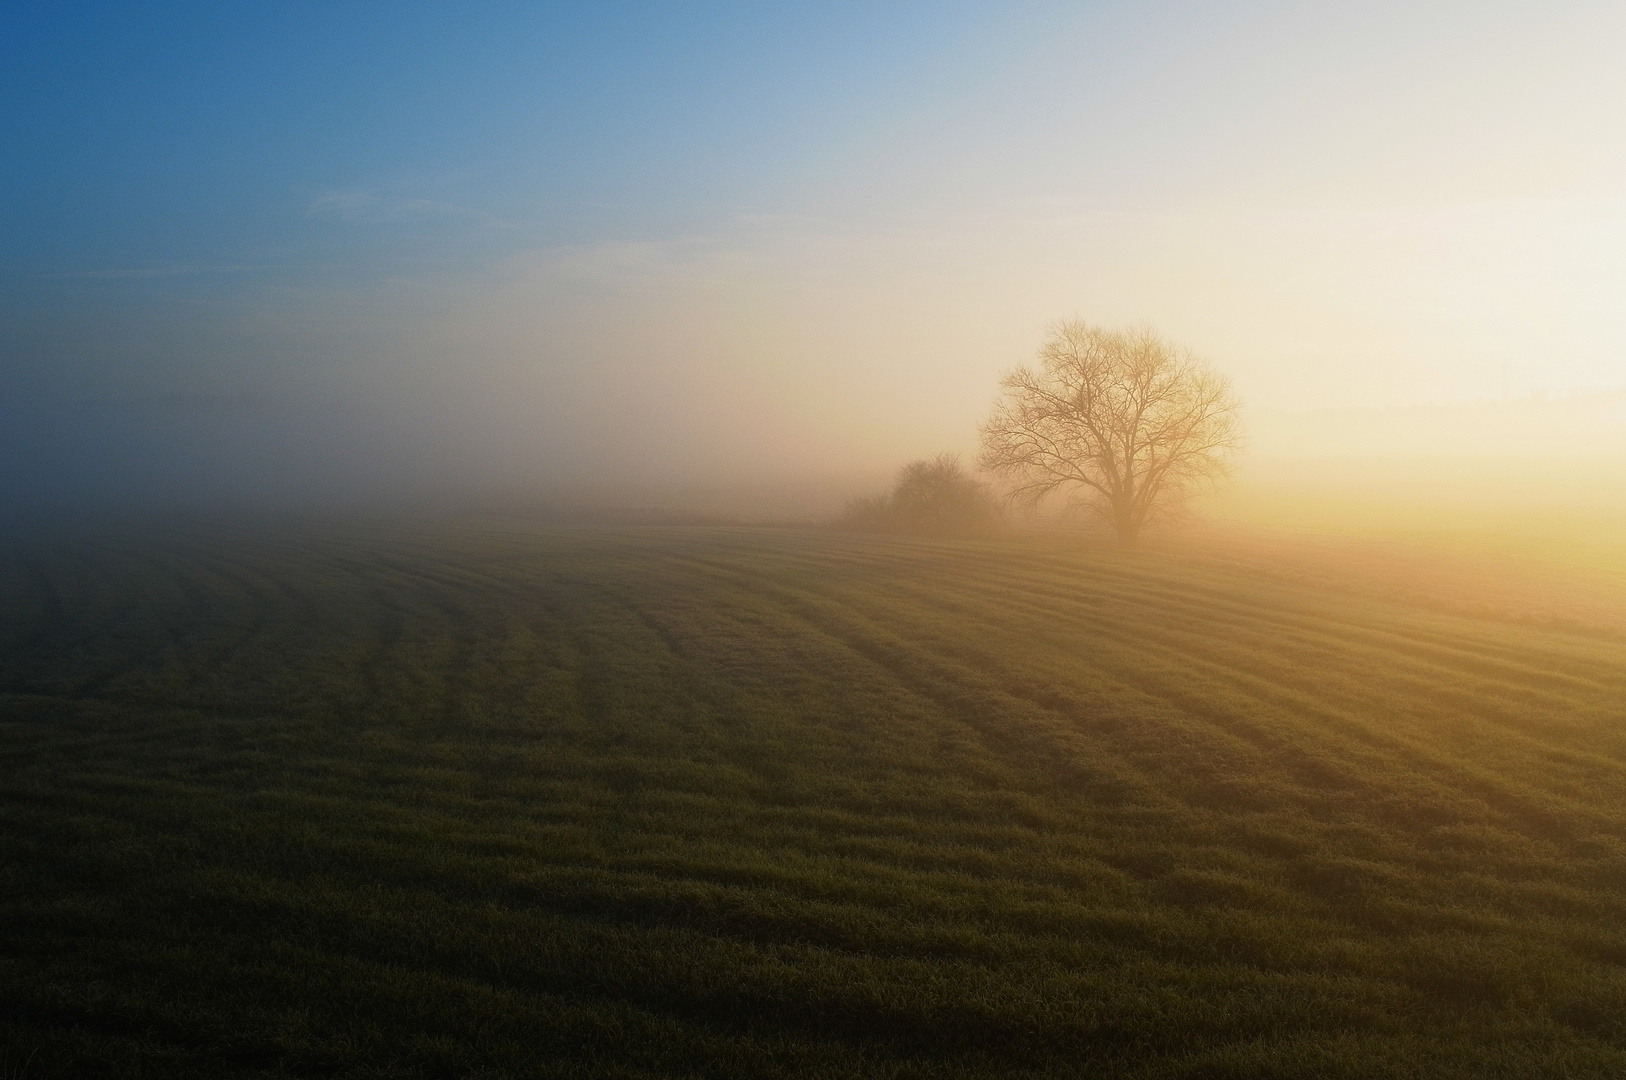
[3,522,1625,1078]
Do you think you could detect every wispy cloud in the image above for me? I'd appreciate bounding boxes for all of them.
[47,264,273,280]
[305,189,490,224]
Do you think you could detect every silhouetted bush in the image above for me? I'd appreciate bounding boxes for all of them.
[840,453,1002,537]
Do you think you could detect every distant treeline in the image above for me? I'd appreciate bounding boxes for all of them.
[838,453,1003,538]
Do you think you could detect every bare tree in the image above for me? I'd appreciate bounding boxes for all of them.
[978,321,1241,545]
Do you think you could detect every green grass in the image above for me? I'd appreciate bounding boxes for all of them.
[2,520,1624,1078]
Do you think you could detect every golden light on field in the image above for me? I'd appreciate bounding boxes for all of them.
[11,6,1626,1072]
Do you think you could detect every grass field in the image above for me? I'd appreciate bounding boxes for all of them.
[3,520,1625,1078]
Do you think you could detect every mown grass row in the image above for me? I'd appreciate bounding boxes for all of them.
[2,521,1624,1077]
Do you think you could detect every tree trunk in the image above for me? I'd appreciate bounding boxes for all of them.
[1111,498,1139,547]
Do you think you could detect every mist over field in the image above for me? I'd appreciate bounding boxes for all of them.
[5,0,1626,531]
[6,3,1626,1078]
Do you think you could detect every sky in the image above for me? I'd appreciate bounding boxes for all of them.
[5,0,1626,509]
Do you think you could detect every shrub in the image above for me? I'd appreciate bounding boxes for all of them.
[839,453,1002,538]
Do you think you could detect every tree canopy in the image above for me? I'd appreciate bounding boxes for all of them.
[978,321,1241,545]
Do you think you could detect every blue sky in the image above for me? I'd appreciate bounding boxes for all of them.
[5,1,1003,270]
[5,1,1626,507]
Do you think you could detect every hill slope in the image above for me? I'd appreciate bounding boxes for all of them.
[2,523,1624,1078]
